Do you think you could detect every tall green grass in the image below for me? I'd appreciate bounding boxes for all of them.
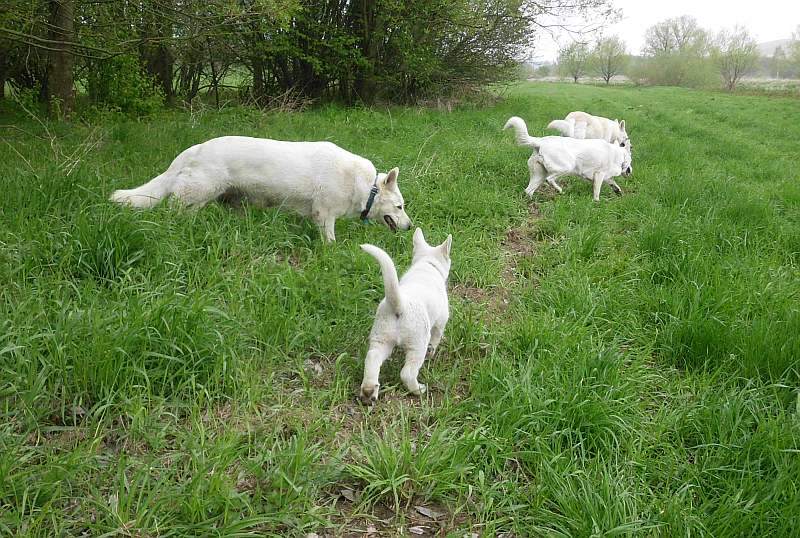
[1,83,798,536]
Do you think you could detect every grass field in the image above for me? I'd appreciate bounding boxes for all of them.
[1,82,799,536]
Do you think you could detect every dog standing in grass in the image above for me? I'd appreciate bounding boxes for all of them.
[359,228,452,404]
[504,116,632,201]
[110,136,412,242]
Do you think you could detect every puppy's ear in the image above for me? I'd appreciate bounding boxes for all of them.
[439,234,452,258]
[413,227,426,247]
[619,119,626,131]
[381,167,399,189]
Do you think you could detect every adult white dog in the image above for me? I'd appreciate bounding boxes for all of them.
[504,116,632,202]
[110,136,412,242]
[359,228,452,405]
[548,111,630,147]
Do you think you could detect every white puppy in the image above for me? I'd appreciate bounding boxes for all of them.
[359,228,452,404]
[548,111,630,147]
[504,116,632,202]
[110,136,412,242]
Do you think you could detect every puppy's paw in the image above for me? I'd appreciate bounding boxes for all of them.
[412,383,427,396]
[359,384,379,406]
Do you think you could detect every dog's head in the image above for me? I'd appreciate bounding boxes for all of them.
[412,227,453,278]
[616,121,632,177]
[373,167,413,233]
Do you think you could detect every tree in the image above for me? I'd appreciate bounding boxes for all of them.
[711,26,758,91]
[790,25,800,69]
[592,36,627,84]
[45,0,75,115]
[772,46,787,78]
[643,15,707,56]
[639,15,711,87]
[558,42,590,83]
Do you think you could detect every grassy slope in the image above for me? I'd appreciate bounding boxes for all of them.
[1,83,799,536]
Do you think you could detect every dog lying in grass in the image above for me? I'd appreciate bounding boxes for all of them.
[110,136,412,242]
[359,228,452,405]
[504,116,632,202]
[547,111,630,147]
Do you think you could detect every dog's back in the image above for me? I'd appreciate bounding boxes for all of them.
[548,111,625,144]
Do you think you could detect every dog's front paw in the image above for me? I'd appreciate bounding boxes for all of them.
[412,383,427,396]
[359,384,379,405]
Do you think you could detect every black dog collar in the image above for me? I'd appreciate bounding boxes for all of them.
[360,174,380,222]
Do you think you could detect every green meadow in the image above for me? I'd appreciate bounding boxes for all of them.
[1,82,799,536]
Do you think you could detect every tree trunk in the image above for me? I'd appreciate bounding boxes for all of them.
[349,0,378,103]
[46,0,75,116]
[148,45,175,104]
[251,56,266,105]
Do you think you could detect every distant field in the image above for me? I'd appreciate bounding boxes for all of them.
[1,83,799,536]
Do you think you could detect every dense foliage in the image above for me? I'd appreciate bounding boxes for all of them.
[0,0,616,115]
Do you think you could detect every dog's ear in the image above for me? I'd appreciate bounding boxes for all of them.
[619,119,626,131]
[439,234,453,258]
[381,167,399,189]
[413,227,427,248]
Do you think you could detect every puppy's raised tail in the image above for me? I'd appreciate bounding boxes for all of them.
[503,116,540,149]
[547,119,574,137]
[361,244,403,314]
[110,172,174,208]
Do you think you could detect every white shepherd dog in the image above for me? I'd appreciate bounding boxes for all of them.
[548,111,630,147]
[359,228,452,405]
[110,136,412,242]
[504,116,632,202]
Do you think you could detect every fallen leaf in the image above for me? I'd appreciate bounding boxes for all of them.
[414,505,444,519]
[340,488,359,502]
[409,526,427,535]
[304,359,324,377]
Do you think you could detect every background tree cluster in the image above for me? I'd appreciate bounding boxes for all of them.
[632,16,762,90]
[557,36,627,84]
[557,16,798,91]
[0,0,617,116]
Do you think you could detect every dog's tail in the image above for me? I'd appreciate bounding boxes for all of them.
[547,119,574,137]
[503,116,540,149]
[361,244,403,314]
[110,171,175,208]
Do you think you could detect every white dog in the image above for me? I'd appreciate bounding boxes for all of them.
[504,116,632,202]
[359,228,452,404]
[110,136,412,242]
[548,111,630,147]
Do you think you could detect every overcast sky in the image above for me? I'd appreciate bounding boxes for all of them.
[534,0,800,61]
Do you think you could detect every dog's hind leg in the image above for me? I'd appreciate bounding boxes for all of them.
[525,157,547,198]
[360,340,393,405]
[546,174,564,194]
[400,345,428,396]
[171,174,226,209]
[428,324,444,357]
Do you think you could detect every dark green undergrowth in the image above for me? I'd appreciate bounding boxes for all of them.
[1,83,798,536]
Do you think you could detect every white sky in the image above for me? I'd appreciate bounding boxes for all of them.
[534,0,800,61]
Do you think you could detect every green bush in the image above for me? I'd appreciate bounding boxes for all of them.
[87,55,164,115]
